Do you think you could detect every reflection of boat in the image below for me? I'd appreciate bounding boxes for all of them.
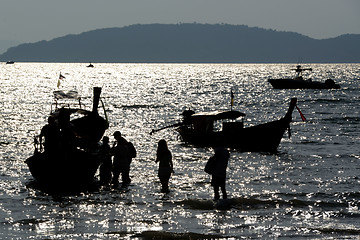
[152,98,299,152]
[25,87,108,192]
[268,65,340,89]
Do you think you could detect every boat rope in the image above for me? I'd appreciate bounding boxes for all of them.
[295,104,306,122]
[100,98,109,128]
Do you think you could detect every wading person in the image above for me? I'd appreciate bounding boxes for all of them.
[209,145,230,200]
[99,136,112,185]
[111,131,135,187]
[155,139,173,193]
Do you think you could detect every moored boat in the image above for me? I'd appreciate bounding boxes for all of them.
[178,98,298,152]
[25,87,108,192]
[268,65,340,89]
[152,98,301,152]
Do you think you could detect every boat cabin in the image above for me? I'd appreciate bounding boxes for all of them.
[189,110,245,134]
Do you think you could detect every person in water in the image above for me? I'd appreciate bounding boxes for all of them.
[39,115,60,153]
[111,131,136,186]
[210,145,230,200]
[99,136,112,185]
[155,139,174,193]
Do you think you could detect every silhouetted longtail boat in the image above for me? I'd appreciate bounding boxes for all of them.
[25,87,108,192]
[151,98,300,152]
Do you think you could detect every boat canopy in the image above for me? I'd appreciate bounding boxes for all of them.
[52,90,82,114]
[191,110,245,120]
[53,90,80,100]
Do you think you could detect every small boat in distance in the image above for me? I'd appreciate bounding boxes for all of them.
[268,65,340,89]
[6,61,15,64]
[25,87,108,193]
[87,62,94,67]
[152,98,301,153]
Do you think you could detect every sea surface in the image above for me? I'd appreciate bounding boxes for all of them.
[0,63,359,239]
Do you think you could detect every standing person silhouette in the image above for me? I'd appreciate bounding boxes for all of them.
[111,131,134,187]
[99,136,112,185]
[155,139,173,193]
[210,145,230,200]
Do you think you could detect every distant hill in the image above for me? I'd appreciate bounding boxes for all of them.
[1,23,359,63]
[0,40,20,55]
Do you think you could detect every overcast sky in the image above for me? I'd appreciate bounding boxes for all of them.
[1,0,359,44]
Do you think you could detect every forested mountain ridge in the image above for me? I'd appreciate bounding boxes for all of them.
[1,23,359,63]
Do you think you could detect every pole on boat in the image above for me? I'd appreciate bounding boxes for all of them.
[150,122,182,135]
[92,87,102,114]
[150,109,195,135]
[283,98,297,139]
[284,98,297,120]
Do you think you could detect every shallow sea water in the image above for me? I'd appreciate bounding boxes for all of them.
[0,63,359,239]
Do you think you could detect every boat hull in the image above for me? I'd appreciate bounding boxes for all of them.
[25,148,101,191]
[178,117,290,152]
[268,78,340,89]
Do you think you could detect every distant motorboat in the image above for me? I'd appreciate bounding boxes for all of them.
[268,65,340,89]
[6,61,14,64]
[87,62,94,68]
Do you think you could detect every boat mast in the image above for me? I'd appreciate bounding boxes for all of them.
[92,87,102,114]
[293,65,312,79]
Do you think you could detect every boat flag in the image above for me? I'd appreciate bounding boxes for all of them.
[230,90,234,110]
[57,73,65,88]
[295,104,306,122]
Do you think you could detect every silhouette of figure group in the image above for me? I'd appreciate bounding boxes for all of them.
[98,131,136,187]
[98,131,230,199]
[40,121,230,199]
[98,133,175,192]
